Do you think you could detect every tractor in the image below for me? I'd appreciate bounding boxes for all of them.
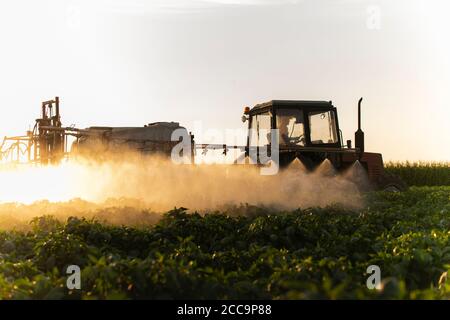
[0,97,406,191]
[237,98,406,191]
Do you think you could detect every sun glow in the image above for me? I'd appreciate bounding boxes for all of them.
[0,162,92,204]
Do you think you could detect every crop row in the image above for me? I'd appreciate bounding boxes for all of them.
[0,186,449,299]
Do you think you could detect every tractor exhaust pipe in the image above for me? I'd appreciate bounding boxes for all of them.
[355,97,364,153]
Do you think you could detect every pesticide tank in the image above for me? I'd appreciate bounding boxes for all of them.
[71,122,189,157]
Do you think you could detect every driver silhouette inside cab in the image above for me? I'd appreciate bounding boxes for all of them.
[266,116,294,145]
[278,116,293,145]
[275,113,305,146]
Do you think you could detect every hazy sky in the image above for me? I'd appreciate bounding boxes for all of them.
[0,0,448,161]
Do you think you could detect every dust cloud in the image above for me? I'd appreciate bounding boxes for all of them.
[79,156,365,211]
[0,153,367,229]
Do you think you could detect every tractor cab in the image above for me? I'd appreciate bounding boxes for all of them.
[245,100,341,149]
[243,100,344,169]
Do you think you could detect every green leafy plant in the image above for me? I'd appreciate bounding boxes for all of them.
[0,186,449,299]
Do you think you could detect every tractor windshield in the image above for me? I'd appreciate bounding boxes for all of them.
[276,109,305,146]
[249,113,271,147]
[308,110,338,144]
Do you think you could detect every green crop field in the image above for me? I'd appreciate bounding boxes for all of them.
[0,186,449,299]
[385,161,450,186]
[0,163,449,300]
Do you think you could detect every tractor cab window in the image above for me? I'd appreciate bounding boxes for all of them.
[249,113,271,147]
[308,110,338,144]
[276,109,305,146]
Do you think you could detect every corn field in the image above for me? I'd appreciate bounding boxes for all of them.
[385,161,450,186]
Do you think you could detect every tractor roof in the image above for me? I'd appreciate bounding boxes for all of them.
[250,100,334,114]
